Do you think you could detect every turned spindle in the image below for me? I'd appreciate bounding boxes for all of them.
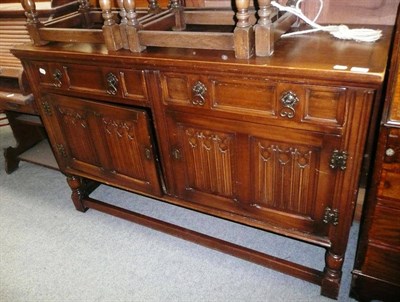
[99,0,123,51]
[117,0,129,49]
[124,0,146,52]
[233,0,254,59]
[20,0,48,45]
[147,0,161,14]
[255,0,274,56]
[77,0,92,28]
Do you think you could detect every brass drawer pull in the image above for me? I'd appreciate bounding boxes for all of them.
[280,91,299,119]
[53,69,62,88]
[106,72,119,95]
[192,81,207,106]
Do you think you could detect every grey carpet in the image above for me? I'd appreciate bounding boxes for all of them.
[0,125,357,301]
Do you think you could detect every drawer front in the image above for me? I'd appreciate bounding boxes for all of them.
[369,205,400,246]
[384,128,400,164]
[378,169,400,202]
[32,62,148,104]
[364,244,400,285]
[160,72,348,133]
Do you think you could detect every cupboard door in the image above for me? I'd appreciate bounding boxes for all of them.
[164,111,340,236]
[42,93,162,196]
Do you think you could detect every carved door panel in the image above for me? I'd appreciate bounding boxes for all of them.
[41,93,162,196]
[164,110,341,236]
[245,134,340,236]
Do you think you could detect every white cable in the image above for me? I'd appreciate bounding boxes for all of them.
[271,0,382,43]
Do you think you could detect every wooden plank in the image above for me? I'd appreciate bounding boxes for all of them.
[139,30,234,50]
[39,28,104,44]
[273,12,298,41]
[0,92,33,107]
[43,12,82,26]
[83,196,324,286]
[141,12,176,30]
[184,9,235,25]
[184,9,257,25]
[138,9,173,24]
[0,67,20,78]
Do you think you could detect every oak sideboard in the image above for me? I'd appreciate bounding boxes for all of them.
[12,21,395,298]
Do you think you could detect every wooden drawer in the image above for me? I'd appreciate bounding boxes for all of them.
[384,128,400,164]
[31,62,148,105]
[369,205,400,246]
[364,244,400,285]
[378,169,400,202]
[160,72,348,134]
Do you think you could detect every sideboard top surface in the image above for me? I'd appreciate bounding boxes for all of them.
[12,24,395,86]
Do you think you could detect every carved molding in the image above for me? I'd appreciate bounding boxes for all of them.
[102,118,135,140]
[58,106,88,129]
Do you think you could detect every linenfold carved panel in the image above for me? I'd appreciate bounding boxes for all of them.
[101,117,146,180]
[57,105,101,166]
[183,127,233,197]
[251,138,318,217]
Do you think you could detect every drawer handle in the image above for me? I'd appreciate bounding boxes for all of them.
[52,69,62,88]
[280,91,299,119]
[106,72,119,95]
[192,81,207,106]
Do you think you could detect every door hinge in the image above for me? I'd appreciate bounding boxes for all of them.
[56,144,67,158]
[144,147,152,160]
[171,147,181,160]
[323,207,339,226]
[329,149,348,170]
[42,101,52,116]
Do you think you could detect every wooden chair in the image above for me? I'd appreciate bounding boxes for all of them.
[0,110,9,127]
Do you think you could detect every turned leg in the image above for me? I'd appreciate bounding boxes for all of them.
[255,0,274,57]
[125,0,146,52]
[66,175,100,212]
[321,249,344,299]
[66,175,88,212]
[21,0,48,46]
[99,0,123,51]
[3,111,46,174]
[234,0,254,59]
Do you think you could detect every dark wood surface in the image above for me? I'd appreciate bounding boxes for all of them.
[12,23,395,300]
